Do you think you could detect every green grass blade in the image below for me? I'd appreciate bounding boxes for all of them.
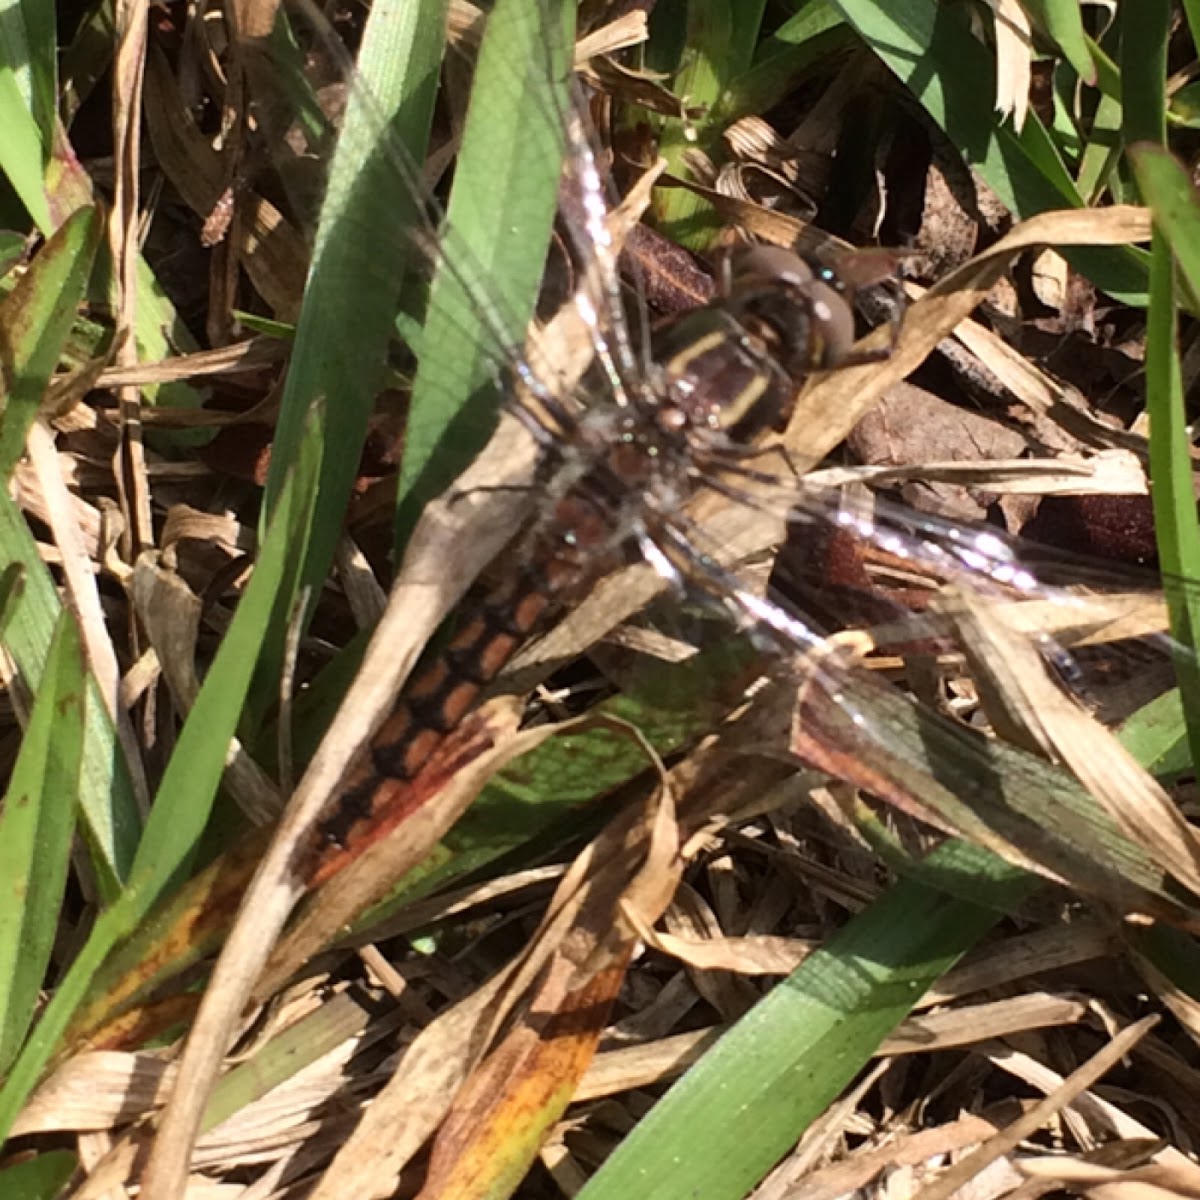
[0,0,55,230]
[0,205,100,476]
[1129,146,1200,771]
[1120,0,1169,147]
[0,0,56,142]
[722,3,851,122]
[200,990,370,1133]
[0,230,24,278]
[652,0,764,246]
[0,562,23,629]
[257,0,448,717]
[0,0,170,407]
[1076,50,1124,202]
[1129,923,1200,1002]
[0,63,50,231]
[264,0,446,533]
[1186,0,1200,64]
[396,0,575,536]
[577,842,1032,1200]
[0,611,84,1074]
[0,490,138,892]
[1118,688,1192,781]
[1130,143,1200,291]
[0,34,203,410]
[58,0,113,121]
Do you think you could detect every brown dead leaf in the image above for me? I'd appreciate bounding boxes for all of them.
[309,968,513,1200]
[987,0,1034,131]
[848,380,1030,522]
[417,953,632,1200]
[13,1052,175,1136]
[809,451,1148,499]
[946,290,1150,457]
[631,923,814,975]
[776,1102,1031,1200]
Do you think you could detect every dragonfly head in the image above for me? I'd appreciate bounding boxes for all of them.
[723,244,860,373]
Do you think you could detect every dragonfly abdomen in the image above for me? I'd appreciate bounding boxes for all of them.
[308,479,633,875]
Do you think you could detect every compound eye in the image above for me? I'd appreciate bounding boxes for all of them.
[807,280,856,368]
[727,244,815,296]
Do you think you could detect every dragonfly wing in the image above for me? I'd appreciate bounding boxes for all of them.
[633,505,1200,924]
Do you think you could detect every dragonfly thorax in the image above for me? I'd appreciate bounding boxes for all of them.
[648,245,864,446]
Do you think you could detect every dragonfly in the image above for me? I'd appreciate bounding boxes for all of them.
[241,1,1191,923]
